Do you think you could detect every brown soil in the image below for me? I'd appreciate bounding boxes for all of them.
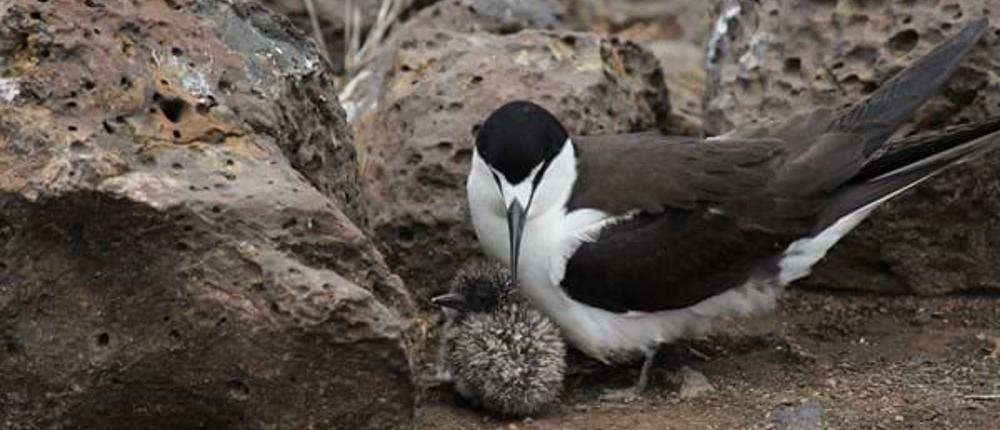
[417,289,1000,429]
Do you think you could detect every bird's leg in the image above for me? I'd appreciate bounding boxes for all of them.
[598,345,661,402]
[430,330,454,387]
[632,346,657,395]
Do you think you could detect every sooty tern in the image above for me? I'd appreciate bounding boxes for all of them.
[433,261,565,416]
[465,18,1000,397]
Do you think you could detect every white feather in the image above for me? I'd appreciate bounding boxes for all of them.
[777,170,938,285]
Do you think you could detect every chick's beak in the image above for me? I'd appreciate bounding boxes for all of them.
[431,293,467,310]
[506,199,526,284]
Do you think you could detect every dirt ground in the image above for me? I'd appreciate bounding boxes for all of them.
[416,289,1000,430]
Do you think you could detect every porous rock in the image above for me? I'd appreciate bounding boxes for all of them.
[560,0,713,134]
[705,0,1000,294]
[0,1,415,429]
[340,0,568,121]
[603,0,714,135]
[345,0,670,298]
[259,0,383,74]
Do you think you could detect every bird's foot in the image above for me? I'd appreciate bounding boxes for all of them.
[596,345,661,402]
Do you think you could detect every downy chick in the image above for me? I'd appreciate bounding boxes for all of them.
[434,261,565,417]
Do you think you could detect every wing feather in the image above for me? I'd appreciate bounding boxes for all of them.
[567,135,787,214]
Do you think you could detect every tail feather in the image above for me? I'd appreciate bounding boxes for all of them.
[851,117,1000,183]
[818,124,1000,230]
[831,18,989,156]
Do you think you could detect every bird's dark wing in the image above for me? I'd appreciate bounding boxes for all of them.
[561,207,794,313]
[564,117,1000,313]
[561,133,826,313]
[566,134,789,215]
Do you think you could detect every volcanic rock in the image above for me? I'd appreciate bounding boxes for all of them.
[259,0,383,74]
[0,1,416,428]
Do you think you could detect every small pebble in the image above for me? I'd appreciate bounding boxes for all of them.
[772,401,825,430]
[676,367,715,399]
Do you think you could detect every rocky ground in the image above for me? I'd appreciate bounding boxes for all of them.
[419,288,1000,430]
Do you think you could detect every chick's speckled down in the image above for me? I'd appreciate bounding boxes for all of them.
[439,262,566,417]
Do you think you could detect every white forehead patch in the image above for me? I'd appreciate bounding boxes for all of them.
[490,161,545,187]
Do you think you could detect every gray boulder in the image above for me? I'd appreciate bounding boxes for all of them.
[0,1,416,428]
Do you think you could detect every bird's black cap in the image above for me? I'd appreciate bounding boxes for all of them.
[475,100,569,184]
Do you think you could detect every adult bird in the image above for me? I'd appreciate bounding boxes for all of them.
[465,18,1000,398]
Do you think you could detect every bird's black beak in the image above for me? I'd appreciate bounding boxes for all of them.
[506,199,526,285]
[431,293,467,310]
